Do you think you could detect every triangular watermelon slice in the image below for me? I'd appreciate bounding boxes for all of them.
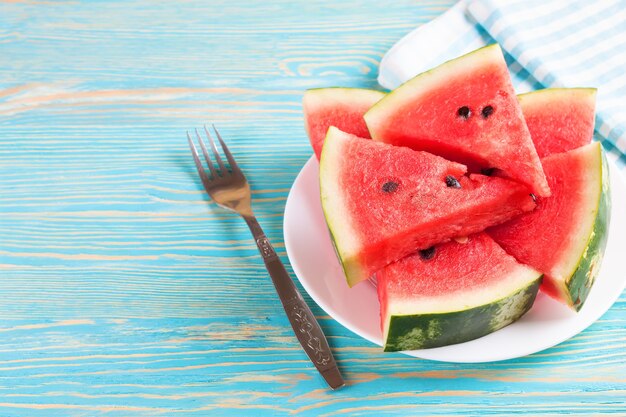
[364,44,551,197]
[520,88,596,158]
[378,233,542,351]
[320,127,537,287]
[303,88,385,160]
[487,142,610,311]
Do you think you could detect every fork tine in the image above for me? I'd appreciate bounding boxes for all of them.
[187,132,212,192]
[211,124,242,176]
[203,125,227,174]
[195,128,218,178]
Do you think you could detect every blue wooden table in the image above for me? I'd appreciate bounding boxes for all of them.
[1,1,625,415]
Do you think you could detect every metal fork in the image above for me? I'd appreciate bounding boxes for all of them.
[188,125,344,390]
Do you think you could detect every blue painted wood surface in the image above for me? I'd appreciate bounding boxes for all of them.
[0,0,624,415]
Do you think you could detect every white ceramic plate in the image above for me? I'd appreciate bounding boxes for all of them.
[283,156,626,363]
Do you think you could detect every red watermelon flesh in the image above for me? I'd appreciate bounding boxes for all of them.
[378,233,542,351]
[364,44,550,197]
[320,127,537,287]
[520,88,596,158]
[303,88,385,160]
[487,142,610,311]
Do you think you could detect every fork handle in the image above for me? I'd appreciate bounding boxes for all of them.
[244,215,345,390]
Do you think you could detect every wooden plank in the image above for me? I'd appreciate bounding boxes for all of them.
[0,318,622,416]
[0,0,624,414]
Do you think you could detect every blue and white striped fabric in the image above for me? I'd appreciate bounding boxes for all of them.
[378,0,626,172]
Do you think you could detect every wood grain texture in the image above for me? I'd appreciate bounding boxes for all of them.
[0,0,624,415]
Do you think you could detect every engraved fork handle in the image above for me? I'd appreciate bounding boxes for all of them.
[244,215,345,390]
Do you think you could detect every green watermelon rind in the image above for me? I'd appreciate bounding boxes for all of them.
[384,275,542,352]
[319,127,365,286]
[561,147,611,311]
[517,87,597,104]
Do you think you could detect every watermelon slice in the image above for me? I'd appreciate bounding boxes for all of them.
[487,142,610,311]
[378,233,542,351]
[320,127,537,287]
[364,44,550,197]
[520,88,596,158]
[303,88,385,160]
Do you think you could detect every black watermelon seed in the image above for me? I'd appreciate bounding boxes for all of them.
[445,175,461,188]
[530,193,537,203]
[457,106,471,119]
[419,246,436,260]
[382,181,399,193]
[481,105,494,119]
[481,167,496,176]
